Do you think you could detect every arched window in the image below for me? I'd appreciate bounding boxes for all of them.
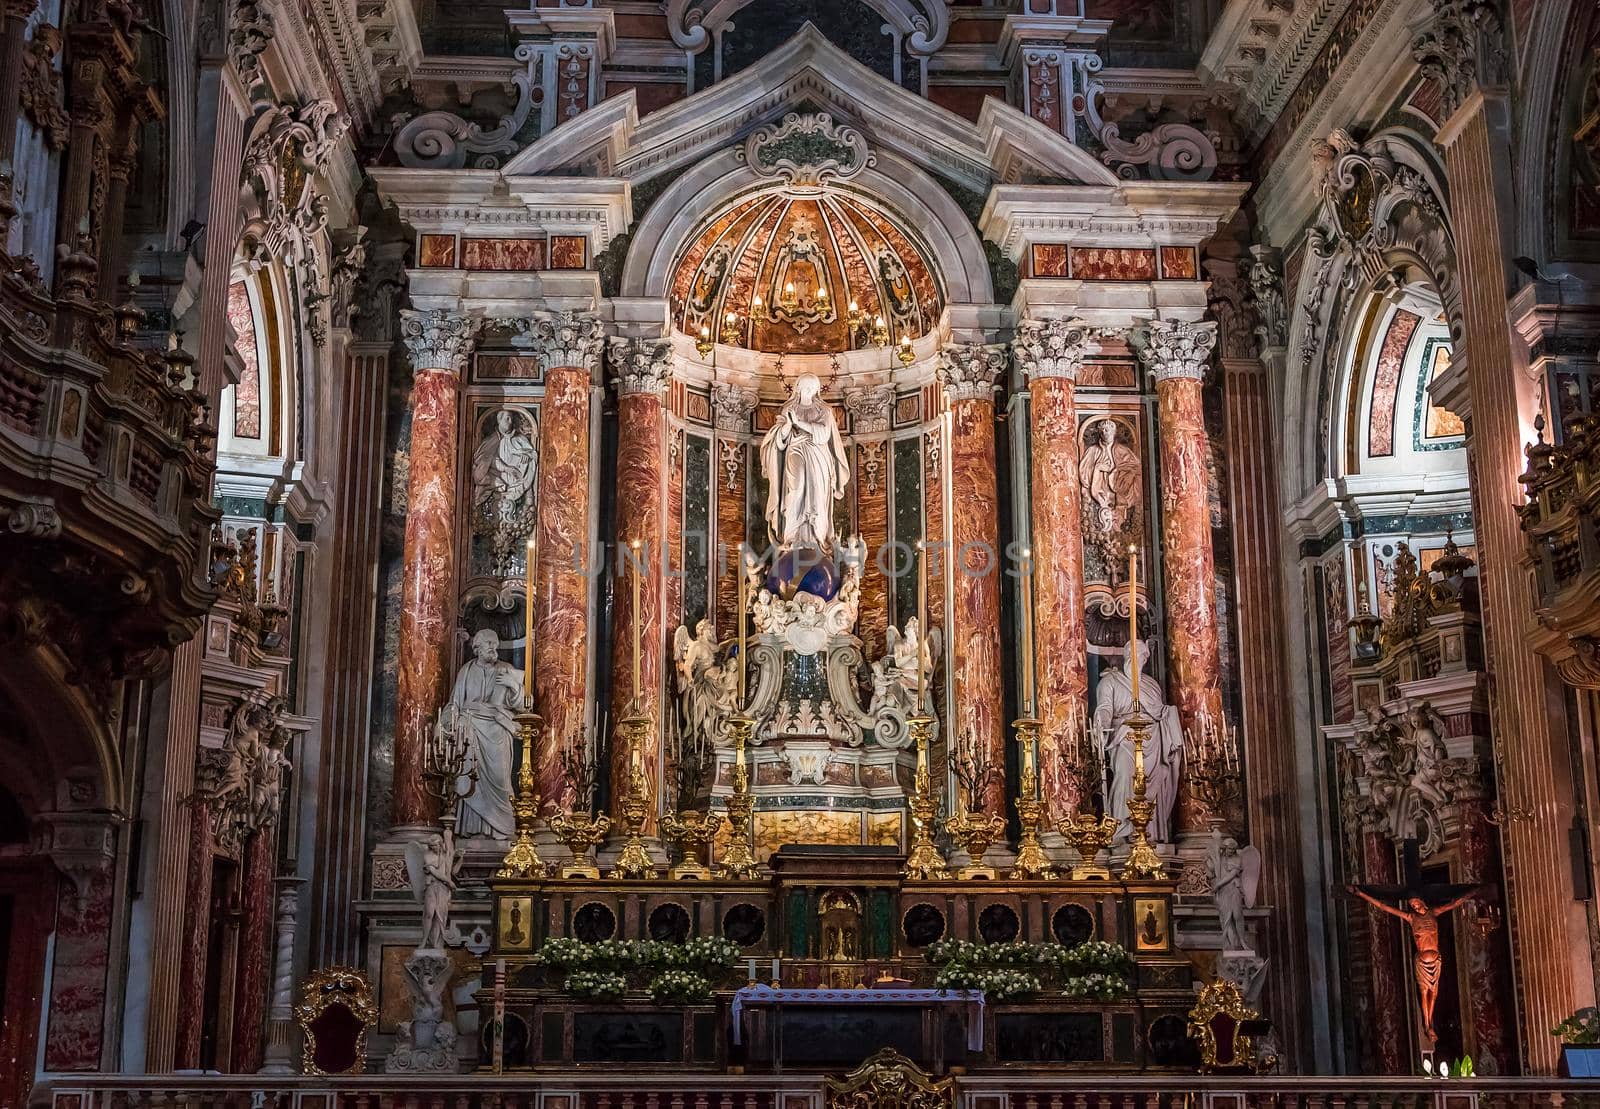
[219,271,289,460]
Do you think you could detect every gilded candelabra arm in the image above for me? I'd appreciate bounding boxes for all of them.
[717,715,761,879]
[1120,711,1166,881]
[607,716,659,880]
[903,715,948,881]
[422,704,478,812]
[496,711,546,879]
[1010,718,1057,880]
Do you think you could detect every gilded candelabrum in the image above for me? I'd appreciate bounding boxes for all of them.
[1056,810,1117,880]
[1009,717,1057,880]
[1121,711,1167,881]
[718,715,761,879]
[903,715,949,880]
[607,717,658,880]
[548,811,611,879]
[496,710,546,879]
[1188,716,1243,826]
[944,803,1006,880]
[662,809,724,880]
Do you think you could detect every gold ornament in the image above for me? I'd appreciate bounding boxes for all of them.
[548,811,611,879]
[607,717,658,879]
[718,715,761,879]
[662,808,723,880]
[903,716,949,880]
[1120,712,1167,880]
[495,711,546,879]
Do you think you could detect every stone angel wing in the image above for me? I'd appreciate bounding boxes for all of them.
[884,625,902,658]
[1240,844,1262,908]
[673,624,693,685]
[404,840,428,906]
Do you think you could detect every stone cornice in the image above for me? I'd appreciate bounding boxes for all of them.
[979,182,1248,262]
[366,168,632,246]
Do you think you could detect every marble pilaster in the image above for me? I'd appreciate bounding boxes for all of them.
[173,796,214,1069]
[1132,319,1225,833]
[530,312,602,811]
[230,827,276,1072]
[607,337,672,833]
[939,344,1008,819]
[712,384,756,641]
[1014,318,1098,816]
[393,309,479,828]
[846,385,894,658]
[1361,829,1408,1074]
[1457,796,1516,1073]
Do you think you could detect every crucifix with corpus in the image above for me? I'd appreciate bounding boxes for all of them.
[1347,837,1482,1049]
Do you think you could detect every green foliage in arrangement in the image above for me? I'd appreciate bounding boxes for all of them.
[531,936,742,1004]
[1555,1007,1600,1045]
[925,938,1136,1001]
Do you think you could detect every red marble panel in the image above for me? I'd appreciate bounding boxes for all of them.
[44,871,113,1070]
[1367,310,1421,457]
[950,396,1006,818]
[394,368,461,827]
[1031,243,1068,278]
[836,195,940,327]
[228,281,261,438]
[1029,376,1089,815]
[461,237,546,271]
[535,366,593,812]
[418,234,457,268]
[1154,376,1225,831]
[474,355,543,381]
[174,799,215,1068]
[1071,247,1157,281]
[1323,551,1353,724]
[231,828,275,1072]
[670,194,776,319]
[1361,831,1409,1073]
[1457,798,1516,1072]
[550,235,588,269]
[1159,247,1198,279]
[609,393,667,833]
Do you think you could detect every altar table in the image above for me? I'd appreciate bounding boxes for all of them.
[730,986,984,1072]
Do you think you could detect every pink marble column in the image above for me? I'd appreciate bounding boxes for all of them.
[173,798,214,1069]
[1134,319,1224,832]
[607,337,672,832]
[1457,796,1517,1073]
[230,827,275,1073]
[1361,830,1409,1074]
[393,310,479,828]
[1015,319,1098,816]
[939,344,1008,819]
[530,312,602,812]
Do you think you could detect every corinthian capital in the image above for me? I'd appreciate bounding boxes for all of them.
[607,336,674,397]
[937,343,1007,402]
[1129,319,1218,383]
[843,384,895,434]
[712,383,758,432]
[399,309,480,373]
[530,310,604,373]
[1014,318,1100,382]
[1411,0,1504,120]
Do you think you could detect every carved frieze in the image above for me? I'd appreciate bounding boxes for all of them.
[712,383,758,433]
[843,385,894,434]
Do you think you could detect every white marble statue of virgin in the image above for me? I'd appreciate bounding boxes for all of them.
[448,628,523,838]
[1091,640,1184,843]
[759,373,849,551]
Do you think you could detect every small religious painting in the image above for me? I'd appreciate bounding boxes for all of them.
[418,233,458,268]
[1071,247,1157,281]
[499,895,534,951]
[550,235,588,269]
[1159,246,1198,279]
[461,237,546,271]
[1031,242,1069,277]
[1133,896,1170,952]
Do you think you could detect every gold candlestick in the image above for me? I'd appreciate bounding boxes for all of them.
[1009,717,1056,880]
[903,715,949,880]
[549,811,611,879]
[524,536,537,702]
[1127,544,1140,704]
[1019,546,1035,716]
[607,716,657,879]
[1120,710,1167,880]
[630,539,643,710]
[944,797,1006,881]
[662,809,724,880]
[719,715,760,879]
[737,544,748,705]
[1056,810,1117,881]
[496,711,546,878]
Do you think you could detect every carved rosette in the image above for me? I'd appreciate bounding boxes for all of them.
[1014,317,1100,382]
[529,311,604,373]
[711,383,758,432]
[1130,320,1218,383]
[736,111,875,189]
[937,343,1006,402]
[399,310,480,374]
[844,385,895,434]
[607,336,673,397]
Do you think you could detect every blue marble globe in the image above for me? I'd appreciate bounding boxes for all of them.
[766,545,841,601]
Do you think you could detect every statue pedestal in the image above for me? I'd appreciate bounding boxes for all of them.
[709,742,913,863]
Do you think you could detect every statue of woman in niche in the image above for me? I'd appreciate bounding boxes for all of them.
[448,628,524,838]
[1091,640,1184,843]
[760,372,849,551]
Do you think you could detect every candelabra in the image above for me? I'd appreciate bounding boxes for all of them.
[1188,715,1243,825]
[945,802,1006,881]
[897,334,915,365]
[903,715,949,880]
[751,294,767,323]
[496,710,546,879]
[423,703,478,821]
[549,811,611,879]
[1121,711,1167,880]
[846,298,863,344]
[662,809,724,880]
[870,313,889,348]
[1009,718,1057,880]
[720,309,741,347]
[608,716,658,879]
[695,324,714,358]
[1057,810,1117,880]
[718,715,760,879]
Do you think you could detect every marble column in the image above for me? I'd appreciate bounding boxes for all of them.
[845,386,895,658]
[43,865,115,1071]
[1360,829,1409,1074]
[713,384,757,642]
[230,826,275,1073]
[530,312,603,812]
[1014,319,1098,816]
[607,337,673,832]
[1133,319,1224,833]
[938,344,1008,819]
[259,877,305,1073]
[1456,796,1516,1073]
[173,798,214,1069]
[0,1,40,168]
[393,309,480,828]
